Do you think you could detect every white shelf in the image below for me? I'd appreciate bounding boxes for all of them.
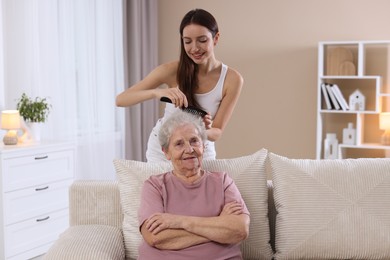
[320,75,380,79]
[319,40,390,45]
[338,143,390,159]
[317,40,390,159]
[339,143,390,149]
[320,110,379,114]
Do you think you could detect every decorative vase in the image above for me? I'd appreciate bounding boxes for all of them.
[27,122,42,142]
[324,133,338,159]
[343,122,356,145]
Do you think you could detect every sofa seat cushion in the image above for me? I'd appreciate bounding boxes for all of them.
[43,225,125,260]
[114,149,273,260]
[269,153,390,260]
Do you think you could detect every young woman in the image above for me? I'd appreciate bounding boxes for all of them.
[116,8,243,162]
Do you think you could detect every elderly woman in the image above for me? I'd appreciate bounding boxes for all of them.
[138,110,250,260]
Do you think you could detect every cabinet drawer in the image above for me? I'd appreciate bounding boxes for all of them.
[5,209,69,259]
[4,179,72,225]
[3,150,74,192]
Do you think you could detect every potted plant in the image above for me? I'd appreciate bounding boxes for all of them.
[16,93,51,142]
[16,93,51,123]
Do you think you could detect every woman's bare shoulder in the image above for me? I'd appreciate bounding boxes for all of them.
[153,61,179,86]
[225,65,244,88]
[157,60,179,73]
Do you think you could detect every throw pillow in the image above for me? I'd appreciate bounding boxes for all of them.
[113,148,273,260]
[113,159,171,260]
[269,152,390,260]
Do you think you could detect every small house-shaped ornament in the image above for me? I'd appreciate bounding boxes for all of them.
[349,89,365,111]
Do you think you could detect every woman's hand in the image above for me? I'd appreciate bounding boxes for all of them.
[145,213,182,235]
[157,87,188,108]
[219,201,243,216]
[203,114,213,129]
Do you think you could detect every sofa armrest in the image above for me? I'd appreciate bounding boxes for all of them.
[69,180,123,228]
[43,225,125,260]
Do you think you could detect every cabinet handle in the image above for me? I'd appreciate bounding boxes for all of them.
[35,155,48,160]
[36,216,50,222]
[35,186,49,191]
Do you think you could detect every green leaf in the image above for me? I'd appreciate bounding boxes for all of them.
[16,93,51,123]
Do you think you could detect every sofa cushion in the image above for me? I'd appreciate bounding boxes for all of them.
[114,149,273,260]
[43,225,125,260]
[269,152,390,260]
[114,159,172,260]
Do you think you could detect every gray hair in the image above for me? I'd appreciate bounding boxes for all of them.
[159,110,207,151]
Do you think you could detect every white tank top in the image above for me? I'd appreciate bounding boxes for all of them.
[163,63,228,118]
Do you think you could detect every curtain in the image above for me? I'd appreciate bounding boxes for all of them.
[1,0,125,180]
[0,0,4,108]
[124,0,159,161]
[72,0,125,179]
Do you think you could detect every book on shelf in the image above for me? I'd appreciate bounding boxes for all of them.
[321,83,332,110]
[325,84,341,110]
[331,84,349,111]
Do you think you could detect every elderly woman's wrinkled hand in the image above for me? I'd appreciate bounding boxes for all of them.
[219,201,243,216]
[145,213,181,235]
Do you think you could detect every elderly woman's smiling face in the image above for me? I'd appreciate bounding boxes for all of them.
[164,123,204,173]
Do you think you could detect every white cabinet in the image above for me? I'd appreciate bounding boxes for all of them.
[317,41,390,159]
[0,142,75,260]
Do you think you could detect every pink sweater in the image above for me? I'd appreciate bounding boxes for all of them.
[138,170,249,260]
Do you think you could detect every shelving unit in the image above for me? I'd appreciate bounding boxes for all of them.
[317,40,390,159]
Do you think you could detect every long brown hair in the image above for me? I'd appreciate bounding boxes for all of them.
[177,9,219,109]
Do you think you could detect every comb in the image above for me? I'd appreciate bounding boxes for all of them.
[160,96,207,117]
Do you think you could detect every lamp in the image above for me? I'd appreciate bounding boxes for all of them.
[379,112,390,145]
[1,110,21,145]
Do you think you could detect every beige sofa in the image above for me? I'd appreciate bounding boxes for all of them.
[43,179,276,260]
[44,149,390,260]
[43,180,126,260]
